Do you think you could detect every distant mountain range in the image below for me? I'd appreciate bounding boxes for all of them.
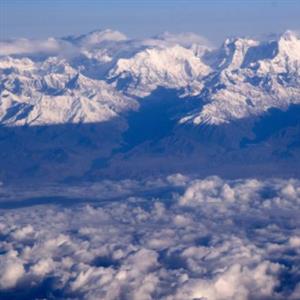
[0,29,299,182]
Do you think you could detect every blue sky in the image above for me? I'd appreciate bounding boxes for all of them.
[1,0,300,45]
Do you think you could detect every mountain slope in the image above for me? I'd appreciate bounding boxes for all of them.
[108,44,211,97]
[0,29,299,182]
[0,56,138,126]
[181,30,300,125]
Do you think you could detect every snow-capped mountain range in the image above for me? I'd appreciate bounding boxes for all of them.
[0,29,299,181]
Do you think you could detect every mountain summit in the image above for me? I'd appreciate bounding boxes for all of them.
[0,30,299,182]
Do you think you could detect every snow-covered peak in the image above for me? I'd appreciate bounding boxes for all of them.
[1,29,300,129]
[227,38,259,69]
[108,44,211,97]
[0,56,137,126]
[204,37,258,70]
[0,56,36,71]
[279,30,299,42]
[277,30,300,60]
[181,31,300,126]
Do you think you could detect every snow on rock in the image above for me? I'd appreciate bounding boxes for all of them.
[1,29,300,128]
[0,56,138,126]
[181,30,300,125]
[108,44,211,97]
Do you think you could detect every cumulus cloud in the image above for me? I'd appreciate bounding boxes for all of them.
[11,224,34,240]
[0,252,25,290]
[0,175,299,299]
[174,262,280,300]
[179,176,263,205]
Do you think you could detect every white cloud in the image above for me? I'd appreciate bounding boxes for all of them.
[177,262,279,300]
[11,224,34,240]
[30,258,54,277]
[0,38,78,57]
[75,29,127,47]
[289,236,300,248]
[166,173,190,186]
[0,175,299,299]
[156,31,212,48]
[0,253,25,289]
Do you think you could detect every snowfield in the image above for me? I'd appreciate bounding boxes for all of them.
[0,175,300,299]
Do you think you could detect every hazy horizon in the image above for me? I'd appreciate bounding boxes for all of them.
[1,0,300,46]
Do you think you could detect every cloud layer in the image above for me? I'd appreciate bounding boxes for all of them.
[0,176,299,299]
[0,30,211,57]
[0,38,78,57]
